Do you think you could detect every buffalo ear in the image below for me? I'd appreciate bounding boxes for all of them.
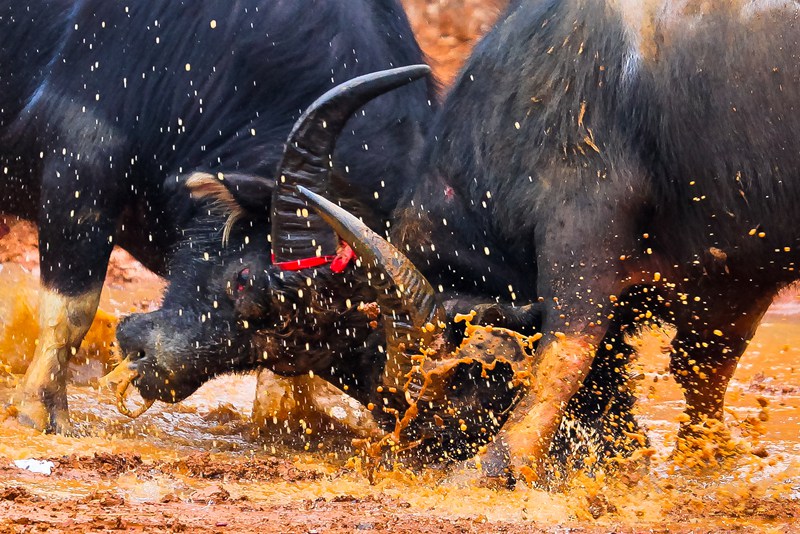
[175,171,275,246]
[179,171,275,215]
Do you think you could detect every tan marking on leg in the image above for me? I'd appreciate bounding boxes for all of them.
[483,336,596,485]
[15,287,101,433]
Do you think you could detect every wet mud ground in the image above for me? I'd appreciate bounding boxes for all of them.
[1,2,799,532]
[1,298,799,533]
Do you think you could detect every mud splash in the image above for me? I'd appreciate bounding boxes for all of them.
[1,289,798,532]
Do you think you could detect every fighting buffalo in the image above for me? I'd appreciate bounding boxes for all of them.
[1,0,435,433]
[116,0,800,485]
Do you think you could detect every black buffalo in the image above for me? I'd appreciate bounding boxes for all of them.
[2,0,434,433]
[118,0,800,483]
[294,0,800,481]
[394,0,800,483]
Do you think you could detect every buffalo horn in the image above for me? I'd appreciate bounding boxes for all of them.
[295,185,446,389]
[271,65,431,263]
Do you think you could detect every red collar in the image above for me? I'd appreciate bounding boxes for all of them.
[272,242,356,274]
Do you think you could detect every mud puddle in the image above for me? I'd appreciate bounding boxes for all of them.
[1,292,798,532]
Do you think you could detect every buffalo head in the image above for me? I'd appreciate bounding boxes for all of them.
[108,67,538,464]
[107,67,432,409]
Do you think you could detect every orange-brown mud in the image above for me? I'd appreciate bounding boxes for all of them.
[1,2,799,532]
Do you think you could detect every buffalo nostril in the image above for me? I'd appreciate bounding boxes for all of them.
[116,313,160,360]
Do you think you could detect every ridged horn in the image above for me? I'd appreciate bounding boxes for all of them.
[271,65,432,263]
[295,185,446,388]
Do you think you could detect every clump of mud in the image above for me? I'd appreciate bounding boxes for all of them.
[41,451,325,483]
[158,452,324,483]
[0,485,34,503]
[53,452,144,478]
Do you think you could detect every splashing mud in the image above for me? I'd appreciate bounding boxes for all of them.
[1,256,798,531]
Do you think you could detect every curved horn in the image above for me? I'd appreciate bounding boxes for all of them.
[295,185,446,388]
[99,358,155,419]
[271,65,431,263]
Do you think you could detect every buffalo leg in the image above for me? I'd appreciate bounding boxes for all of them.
[551,321,641,471]
[476,159,646,484]
[480,258,626,484]
[15,160,118,433]
[669,288,775,437]
[252,370,382,443]
[551,285,671,469]
[15,288,103,433]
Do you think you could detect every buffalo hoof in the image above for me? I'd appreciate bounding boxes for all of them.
[14,388,71,435]
[476,438,517,489]
[444,439,517,490]
[444,458,516,490]
[672,417,738,468]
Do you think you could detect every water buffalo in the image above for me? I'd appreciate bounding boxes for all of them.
[114,68,623,472]
[3,0,435,433]
[117,0,800,485]
[284,0,800,483]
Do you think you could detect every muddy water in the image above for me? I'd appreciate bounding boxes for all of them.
[1,268,798,532]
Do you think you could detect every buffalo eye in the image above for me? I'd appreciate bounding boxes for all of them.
[235,267,250,294]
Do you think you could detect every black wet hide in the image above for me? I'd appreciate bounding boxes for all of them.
[104,0,435,400]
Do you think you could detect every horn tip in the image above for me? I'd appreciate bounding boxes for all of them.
[294,184,314,201]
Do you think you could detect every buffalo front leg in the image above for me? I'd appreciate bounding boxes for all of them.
[14,158,118,433]
[476,159,647,485]
[252,370,381,443]
[493,331,604,485]
[478,254,630,484]
[15,288,103,433]
[551,321,642,471]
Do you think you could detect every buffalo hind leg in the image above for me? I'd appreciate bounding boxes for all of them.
[669,288,776,451]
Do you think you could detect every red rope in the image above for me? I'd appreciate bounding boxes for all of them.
[271,242,356,274]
